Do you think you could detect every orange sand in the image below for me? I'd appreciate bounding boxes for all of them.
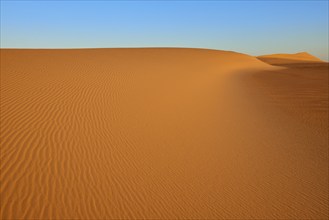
[258,52,324,65]
[1,48,328,219]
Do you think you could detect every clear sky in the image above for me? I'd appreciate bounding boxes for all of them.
[1,0,328,60]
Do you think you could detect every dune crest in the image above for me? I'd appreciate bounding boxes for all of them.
[257,51,324,64]
[1,48,328,219]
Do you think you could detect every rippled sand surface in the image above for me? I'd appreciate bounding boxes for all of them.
[1,48,328,219]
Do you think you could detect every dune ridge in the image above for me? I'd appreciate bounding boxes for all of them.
[257,52,324,65]
[1,48,328,219]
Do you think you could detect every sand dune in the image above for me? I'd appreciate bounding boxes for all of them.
[1,48,328,219]
[258,52,324,65]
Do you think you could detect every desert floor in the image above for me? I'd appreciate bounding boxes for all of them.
[1,48,328,219]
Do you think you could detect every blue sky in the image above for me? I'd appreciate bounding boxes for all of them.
[1,1,328,60]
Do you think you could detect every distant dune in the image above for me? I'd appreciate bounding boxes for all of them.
[257,52,324,65]
[1,48,328,219]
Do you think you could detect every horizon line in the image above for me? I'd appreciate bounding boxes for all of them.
[0,46,319,58]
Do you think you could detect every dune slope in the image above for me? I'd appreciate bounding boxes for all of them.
[258,52,324,65]
[1,48,328,219]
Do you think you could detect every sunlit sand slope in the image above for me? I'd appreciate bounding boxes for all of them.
[1,48,328,219]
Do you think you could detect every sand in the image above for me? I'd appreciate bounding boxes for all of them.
[258,52,324,65]
[0,48,328,219]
